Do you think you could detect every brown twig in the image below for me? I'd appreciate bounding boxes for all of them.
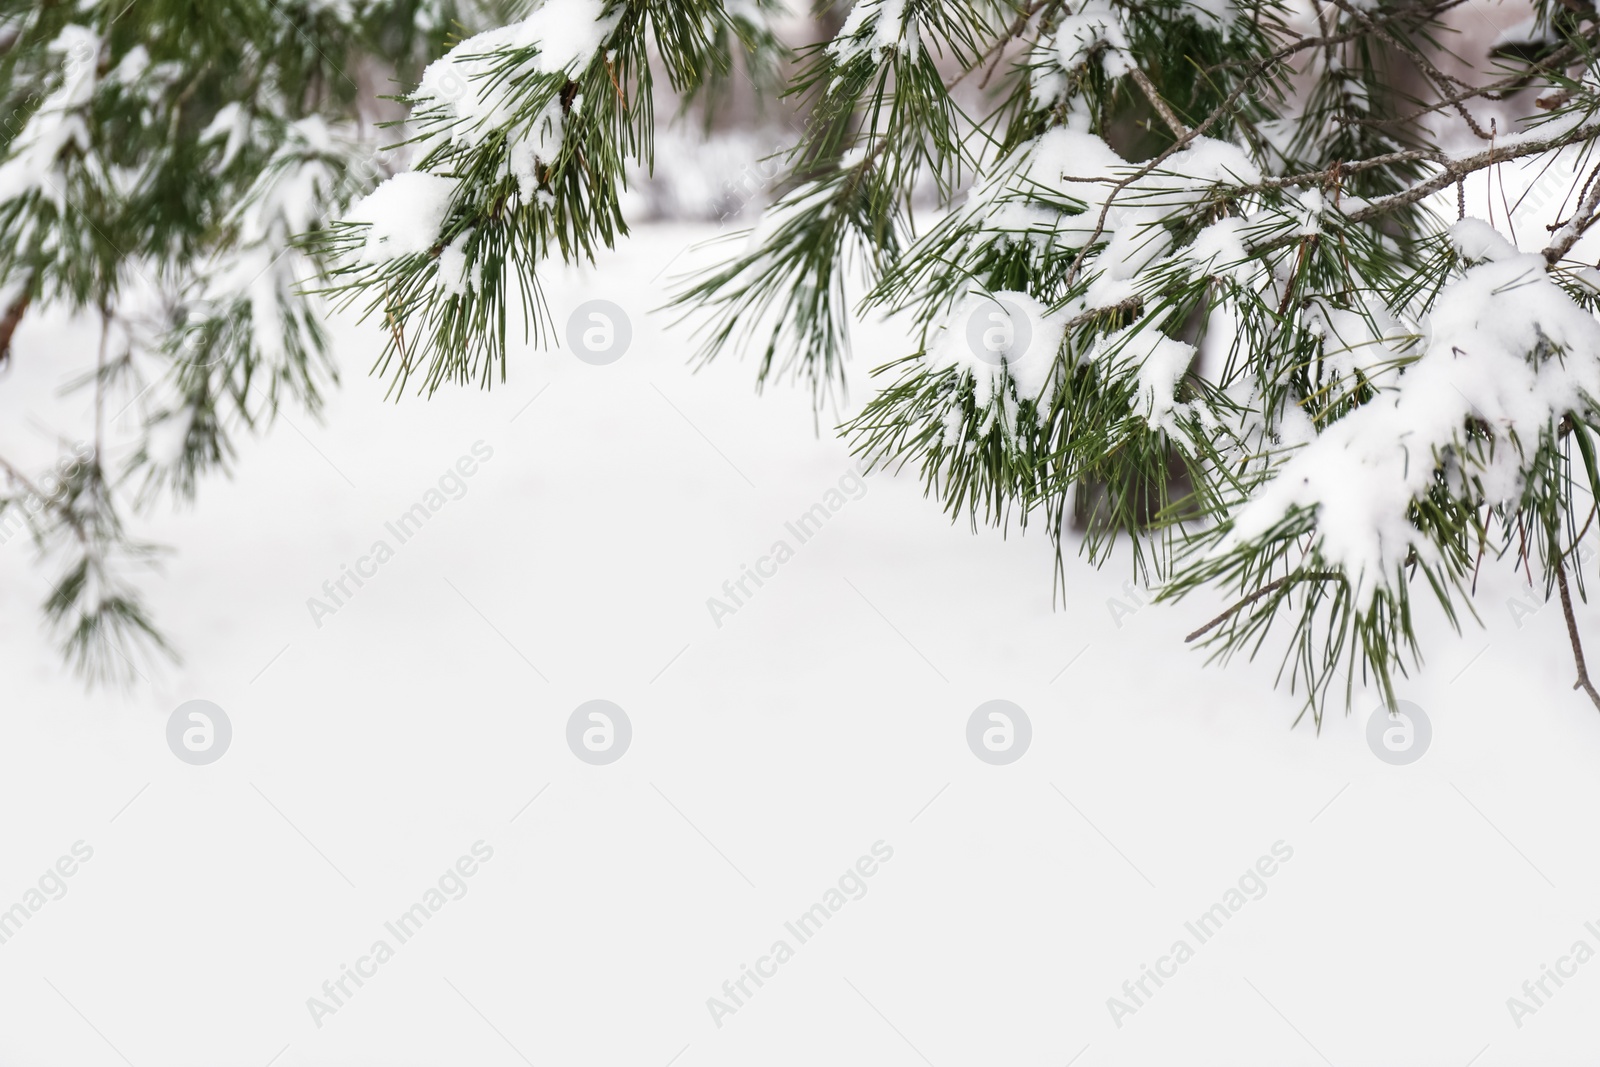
[1349,32,1595,131]
[0,287,31,365]
[1544,161,1600,265]
[1555,555,1600,712]
[1326,0,1498,141]
[1131,67,1190,138]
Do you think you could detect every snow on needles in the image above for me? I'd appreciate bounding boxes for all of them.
[950,109,1600,613]
[348,0,617,262]
[1031,0,1242,100]
[928,290,1067,415]
[415,0,616,142]
[346,172,459,262]
[0,26,100,206]
[943,127,1258,430]
[830,0,919,65]
[1095,326,1198,437]
[1050,0,1134,79]
[1224,219,1600,605]
[987,126,1262,298]
[425,0,617,91]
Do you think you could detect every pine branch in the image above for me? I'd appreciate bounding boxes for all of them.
[1339,124,1600,227]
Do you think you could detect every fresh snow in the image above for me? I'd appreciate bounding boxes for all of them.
[413,0,618,142]
[1223,218,1600,602]
[927,289,1067,410]
[1052,0,1135,78]
[345,172,459,262]
[1098,325,1199,437]
[357,0,618,238]
[830,0,919,65]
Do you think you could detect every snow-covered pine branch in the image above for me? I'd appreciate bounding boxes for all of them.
[681,0,1600,717]
[317,0,789,394]
[0,0,493,683]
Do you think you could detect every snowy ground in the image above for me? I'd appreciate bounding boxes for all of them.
[2,221,1600,1067]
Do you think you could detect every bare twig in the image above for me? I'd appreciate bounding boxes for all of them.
[1349,32,1596,131]
[0,454,45,500]
[1544,161,1600,265]
[1555,555,1600,712]
[1339,123,1600,226]
[1327,0,1497,140]
[0,287,30,365]
[1132,68,1190,138]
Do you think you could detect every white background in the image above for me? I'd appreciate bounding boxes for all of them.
[2,223,1599,1067]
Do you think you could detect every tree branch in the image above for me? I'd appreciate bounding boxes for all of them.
[1555,554,1600,712]
[1132,67,1190,138]
[1544,161,1600,265]
[0,287,30,366]
[1337,123,1600,225]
